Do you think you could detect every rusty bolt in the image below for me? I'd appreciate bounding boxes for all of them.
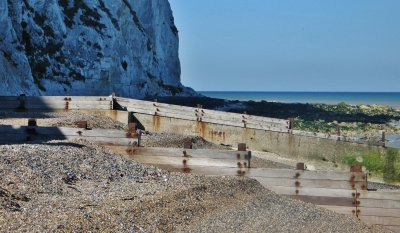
[350,165,362,172]
[183,159,187,165]
[236,153,241,159]
[295,190,299,195]
[128,123,137,132]
[237,162,243,168]
[295,181,300,187]
[295,172,300,178]
[238,143,246,151]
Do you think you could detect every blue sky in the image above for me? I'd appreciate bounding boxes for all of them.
[169,0,400,92]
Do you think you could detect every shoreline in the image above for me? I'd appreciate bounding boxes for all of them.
[198,91,400,109]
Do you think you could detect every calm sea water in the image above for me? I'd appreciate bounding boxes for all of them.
[199,91,400,109]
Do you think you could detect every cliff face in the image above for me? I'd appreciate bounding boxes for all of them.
[0,0,196,97]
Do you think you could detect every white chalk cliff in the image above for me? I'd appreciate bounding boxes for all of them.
[0,0,196,97]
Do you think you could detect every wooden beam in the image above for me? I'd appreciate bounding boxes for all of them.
[125,154,250,168]
[247,168,367,182]
[256,177,367,190]
[108,146,250,160]
[360,215,400,226]
[0,125,138,146]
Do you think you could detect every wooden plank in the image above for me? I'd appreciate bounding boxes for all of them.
[116,97,289,125]
[359,190,400,201]
[256,177,367,190]
[143,164,249,176]
[0,125,138,146]
[285,195,355,207]
[267,186,357,198]
[0,125,26,133]
[360,216,400,226]
[247,168,366,182]
[0,96,21,101]
[276,186,400,201]
[28,134,137,146]
[128,106,289,132]
[319,205,400,218]
[0,102,22,108]
[127,106,198,121]
[25,100,111,106]
[358,198,400,209]
[24,96,111,101]
[109,146,250,160]
[22,104,111,110]
[317,205,357,216]
[125,154,250,168]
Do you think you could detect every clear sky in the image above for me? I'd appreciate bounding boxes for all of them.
[169,0,400,92]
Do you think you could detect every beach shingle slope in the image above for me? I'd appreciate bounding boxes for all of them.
[0,140,388,232]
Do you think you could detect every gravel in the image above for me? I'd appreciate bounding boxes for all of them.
[139,130,231,150]
[0,111,126,129]
[0,140,389,232]
[368,181,400,190]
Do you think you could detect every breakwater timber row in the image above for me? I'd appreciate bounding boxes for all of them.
[0,95,387,162]
[1,96,399,231]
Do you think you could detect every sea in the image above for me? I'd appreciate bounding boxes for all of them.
[199,91,400,109]
[199,91,400,148]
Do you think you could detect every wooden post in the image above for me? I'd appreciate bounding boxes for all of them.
[183,141,192,149]
[247,151,251,168]
[28,119,37,126]
[289,118,294,134]
[337,126,341,141]
[18,94,26,111]
[382,131,386,147]
[296,162,305,170]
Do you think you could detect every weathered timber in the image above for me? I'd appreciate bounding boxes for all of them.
[256,177,367,190]
[0,125,137,146]
[113,146,250,160]
[124,154,250,168]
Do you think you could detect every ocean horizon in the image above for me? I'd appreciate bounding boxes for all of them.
[199,91,400,109]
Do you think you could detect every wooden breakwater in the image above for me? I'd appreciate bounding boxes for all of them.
[0,95,386,161]
[107,144,400,232]
[113,96,385,162]
[0,96,398,231]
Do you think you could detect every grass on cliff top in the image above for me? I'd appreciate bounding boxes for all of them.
[342,148,400,181]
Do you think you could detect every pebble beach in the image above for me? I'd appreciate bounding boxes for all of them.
[0,111,395,232]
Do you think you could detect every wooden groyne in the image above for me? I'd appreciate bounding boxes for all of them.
[0,95,399,231]
[0,95,386,161]
[107,144,400,232]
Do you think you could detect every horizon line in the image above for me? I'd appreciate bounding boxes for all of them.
[197,90,400,93]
